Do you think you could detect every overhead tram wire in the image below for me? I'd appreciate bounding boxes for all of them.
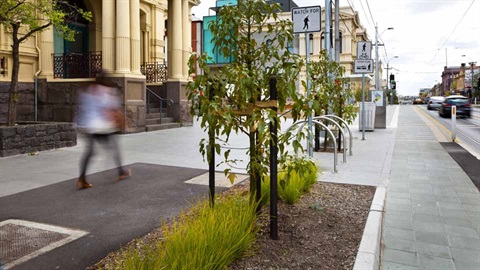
[346,0,356,13]
[357,0,373,29]
[331,0,356,41]
[365,0,376,26]
[429,0,476,64]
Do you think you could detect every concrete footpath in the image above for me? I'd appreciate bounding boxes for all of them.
[0,105,479,269]
[380,106,480,270]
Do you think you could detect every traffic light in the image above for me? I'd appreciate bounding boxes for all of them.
[391,81,396,90]
[389,74,395,89]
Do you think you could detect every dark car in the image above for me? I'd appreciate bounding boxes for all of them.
[438,95,471,118]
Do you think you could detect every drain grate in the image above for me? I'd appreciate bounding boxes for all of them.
[0,223,69,264]
[0,220,88,269]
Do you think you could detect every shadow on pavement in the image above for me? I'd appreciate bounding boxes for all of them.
[441,142,480,191]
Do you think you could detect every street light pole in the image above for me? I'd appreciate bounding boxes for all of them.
[375,26,393,94]
[386,56,398,105]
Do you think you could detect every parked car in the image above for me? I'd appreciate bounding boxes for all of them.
[427,96,445,110]
[438,95,471,118]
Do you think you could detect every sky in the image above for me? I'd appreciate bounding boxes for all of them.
[192,0,480,96]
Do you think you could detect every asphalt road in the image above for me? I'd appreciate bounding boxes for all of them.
[420,105,480,157]
[0,163,217,270]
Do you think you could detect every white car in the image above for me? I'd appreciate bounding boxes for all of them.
[427,96,445,110]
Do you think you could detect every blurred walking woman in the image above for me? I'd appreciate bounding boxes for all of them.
[76,72,131,189]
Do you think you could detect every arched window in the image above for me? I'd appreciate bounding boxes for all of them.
[320,31,343,53]
[321,32,325,50]
[339,32,343,54]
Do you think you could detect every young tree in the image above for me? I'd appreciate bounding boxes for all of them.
[307,50,353,151]
[187,0,307,201]
[0,0,91,126]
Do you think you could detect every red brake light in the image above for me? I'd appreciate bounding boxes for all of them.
[444,103,451,107]
[465,103,470,107]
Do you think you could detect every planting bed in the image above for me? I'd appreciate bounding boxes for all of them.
[230,182,375,269]
[90,181,375,270]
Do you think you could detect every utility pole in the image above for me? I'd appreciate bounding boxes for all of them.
[386,63,391,104]
[469,61,477,101]
[375,23,379,93]
[334,0,340,62]
[325,0,331,60]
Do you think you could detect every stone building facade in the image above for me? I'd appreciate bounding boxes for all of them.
[0,0,199,132]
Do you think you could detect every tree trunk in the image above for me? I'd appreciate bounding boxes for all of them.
[323,105,328,151]
[337,94,343,151]
[249,125,257,198]
[7,24,20,126]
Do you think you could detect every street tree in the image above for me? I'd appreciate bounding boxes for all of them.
[307,50,354,150]
[0,0,91,126]
[187,0,309,202]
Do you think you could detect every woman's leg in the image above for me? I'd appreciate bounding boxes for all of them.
[106,133,127,176]
[79,134,95,178]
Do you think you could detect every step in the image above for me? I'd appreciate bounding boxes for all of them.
[146,118,159,125]
[147,108,160,113]
[159,117,174,124]
[146,113,168,119]
[146,123,181,132]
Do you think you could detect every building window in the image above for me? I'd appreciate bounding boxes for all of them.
[321,32,325,50]
[339,32,343,53]
[309,34,314,55]
[320,31,342,53]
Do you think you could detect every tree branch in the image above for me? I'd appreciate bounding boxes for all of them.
[18,22,52,43]
[7,0,26,14]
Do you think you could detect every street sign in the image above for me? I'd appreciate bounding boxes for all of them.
[292,6,321,33]
[357,41,372,60]
[354,59,374,74]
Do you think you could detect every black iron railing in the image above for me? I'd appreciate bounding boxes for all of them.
[53,51,102,79]
[141,62,167,83]
[146,87,173,124]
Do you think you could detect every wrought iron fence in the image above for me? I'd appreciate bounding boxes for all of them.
[140,62,167,83]
[53,51,102,79]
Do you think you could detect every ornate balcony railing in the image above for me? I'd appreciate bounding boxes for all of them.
[140,62,167,83]
[52,51,102,79]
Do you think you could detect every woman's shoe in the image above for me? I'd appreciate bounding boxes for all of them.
[77,177,93,189]
[118,168,131,181]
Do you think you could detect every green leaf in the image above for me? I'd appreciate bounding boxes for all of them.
[227,173,236,185]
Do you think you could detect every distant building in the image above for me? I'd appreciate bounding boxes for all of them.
[441,65,463,96]
[431,83,441,97]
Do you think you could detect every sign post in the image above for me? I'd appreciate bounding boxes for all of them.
[354,42,373,140]
[451,105,456,142]
[292,6,321,157]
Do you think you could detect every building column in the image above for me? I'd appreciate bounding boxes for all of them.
[153,6,166,63]
[130,0,141,74]
[102,0,115,72]
[115,0,131,73]
[39,26,54,77]
[167,0,183,80]
[182,0,191,79]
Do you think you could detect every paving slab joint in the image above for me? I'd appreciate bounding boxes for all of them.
[352,187,386,270]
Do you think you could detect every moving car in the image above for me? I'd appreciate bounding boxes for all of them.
[438,95,471,118]
[413,98,423,105]
[427,96,445,110]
